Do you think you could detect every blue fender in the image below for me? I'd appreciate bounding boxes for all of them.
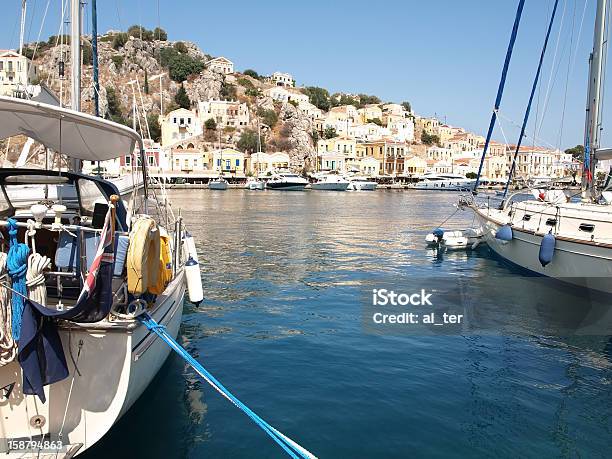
[432,228,444,239]
[495,224,513,242]
[539,231,556,267]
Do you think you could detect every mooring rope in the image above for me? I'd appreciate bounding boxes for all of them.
[25,221,51,306]
[7,218,30,341]
[0,252,16,365]
[138,313,317,459]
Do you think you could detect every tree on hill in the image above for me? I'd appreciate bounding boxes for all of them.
[565,144,584,159]
[160,47,205,82]
[302,86,331,111]
[421,132,440,146]
[323,126,338,139]
[174,41,188,54]
[111,32,128,50]
[175,83,191,109]
[147,113,161,142]
[220,81,237,100]
[368,118,383,126]
[105,86,127,124]
[243,69,259,79]
[401,101,412,112]
[237,129,262,153]
[153,27,168,41]
[358,94,381,106]
[205,118,217,130]
[257,108,278,128]
[144,70,149,94]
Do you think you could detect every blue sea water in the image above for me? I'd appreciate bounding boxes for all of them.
[87,190,611,458]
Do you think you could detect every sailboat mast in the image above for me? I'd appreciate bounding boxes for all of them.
[70,0,82,172]
[92,0,99,117]
[19,1,27,56]
[583,0,609,195]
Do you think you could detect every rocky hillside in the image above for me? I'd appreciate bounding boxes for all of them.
[18,28,317,169]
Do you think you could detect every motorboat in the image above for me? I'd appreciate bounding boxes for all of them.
[266,171,308,191]
[208,176,229,190]
[0,96,202,457]
[425,227,485,250]
[346,176,377,191]
[244,178,265,190]
[311,173,350,191]
[408,173,476,191]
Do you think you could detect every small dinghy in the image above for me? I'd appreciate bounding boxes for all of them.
[425,227,485,250]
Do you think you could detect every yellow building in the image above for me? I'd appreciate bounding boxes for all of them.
[357,104,383,123]
[317,137,357,156]
[211,148,245,176]
[0,50,37,96]
[404,156,427,176]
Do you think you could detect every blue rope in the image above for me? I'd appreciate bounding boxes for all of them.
[139,313,315,459]
[7,218,30,341]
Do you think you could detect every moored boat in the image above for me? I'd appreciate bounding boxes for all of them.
[311,173,350,191]
[407,173,476,191]
[208,176,229,190]
[346,176,377,191]
[0,95,201,457]
[266,171,308,191]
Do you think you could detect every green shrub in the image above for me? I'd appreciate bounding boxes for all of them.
[237,77,254,89]
[174,41,188,54]
[112,33,128,50]
[257,108,278,128]
[111,55,124,68]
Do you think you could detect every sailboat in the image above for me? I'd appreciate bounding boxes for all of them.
[466,0,612,292]
[209,131,229,190]
[0,1,203,456]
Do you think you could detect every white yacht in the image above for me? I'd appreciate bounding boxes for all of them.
[266,171,308,191]
[208,176,229,190]
[467,0,612,293]
[408,173,476,191]
[346,176,377,191]
[311,173,350,191]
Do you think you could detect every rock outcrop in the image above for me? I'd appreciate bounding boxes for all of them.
[279,102,315,168]
[184,69,224,102]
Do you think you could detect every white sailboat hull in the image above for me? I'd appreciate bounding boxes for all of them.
[311,182,349,191]
[0,271,185,457]
[474,207,612,292]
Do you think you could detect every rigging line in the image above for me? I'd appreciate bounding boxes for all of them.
[597,0,612,140]
[26,0,38,45]
[570,0,590,70]
[503,0,561,199]
[557,0,578,150]
[496,110,558,149]
[531,0,553,154]
[536,0,568,137]
[30,0,51,63]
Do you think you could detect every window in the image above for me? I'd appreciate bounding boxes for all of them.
[235,159,240,167]
[225,160,230,169]
[125,155,131,166]
[217,159,221,167]
[148,156,155,166]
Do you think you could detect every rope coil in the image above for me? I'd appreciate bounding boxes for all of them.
[0,253,16,365]
[7,219,30,341]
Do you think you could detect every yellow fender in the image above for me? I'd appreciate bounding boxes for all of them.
[149,232,173,295]
[127,217,161,295]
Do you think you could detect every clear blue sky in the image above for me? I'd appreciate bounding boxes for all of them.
[1,0,609,149]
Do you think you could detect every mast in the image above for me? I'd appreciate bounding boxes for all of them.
[70,0,82,171]
[19,1,27,56]
[92,0,99,117]
[583,0,609,197]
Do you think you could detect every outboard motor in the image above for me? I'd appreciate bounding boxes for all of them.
[425,228,444,246]
[495,224,513,244]
[538,231,556,267]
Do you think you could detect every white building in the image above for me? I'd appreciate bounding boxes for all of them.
[297,100,323,121]
[386,116,414,142]
[348,123,386,141]
[264,86,309,105]
[161,108,202,147]
[197,100,249,128]
[271,71,294,87]
[206,57,234,75]
[318,151,346,172]
[249,151,291,174]
[0,49,37,96]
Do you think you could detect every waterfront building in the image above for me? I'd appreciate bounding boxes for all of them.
[211,148,245,176]
[161,108,202,147]
[0,49,37,96]
[357,156,381,176]
[248,151,291,174]
[206,56,234,74]
[404,156,428,176]
[197,100,249,128]
[318,151,346,172]
[271,71,294,87]
[170,147,210,174]
[317,136,357,157]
